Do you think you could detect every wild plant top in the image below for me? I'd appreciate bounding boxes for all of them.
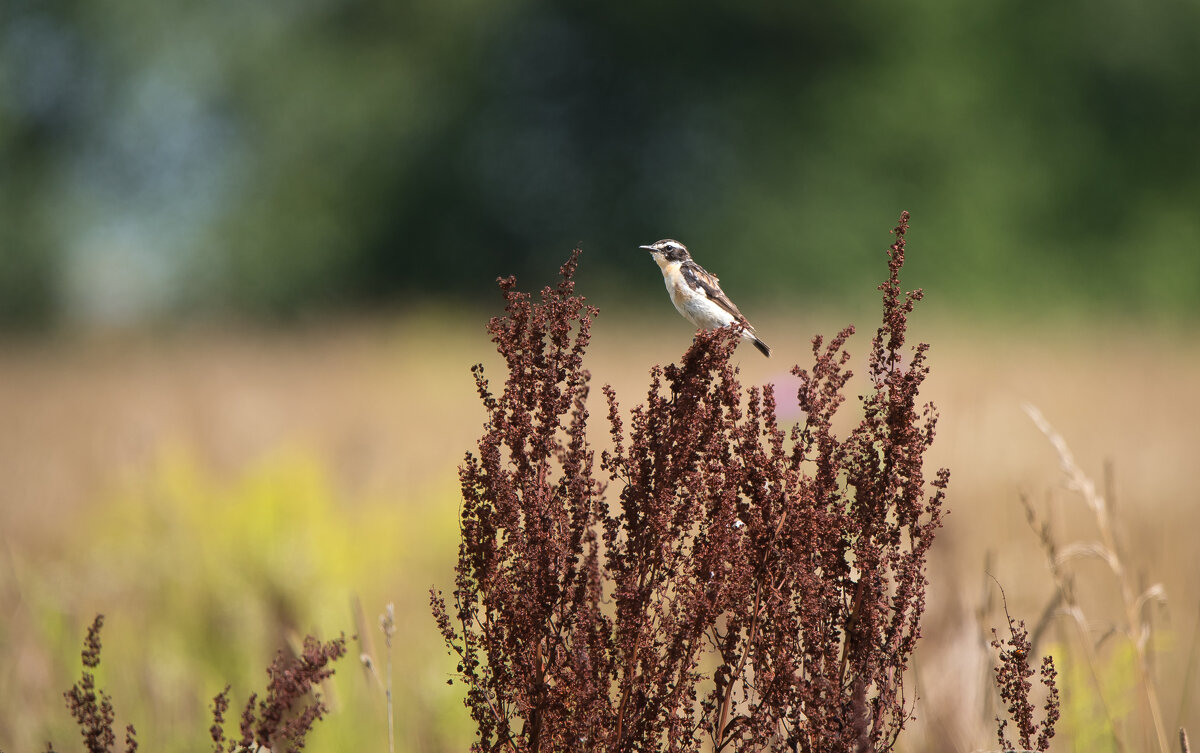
[432,212,948,753]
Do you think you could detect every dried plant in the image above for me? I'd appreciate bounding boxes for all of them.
[381,603,398,753]
[51,617,345,753]
[58,615,138,753]
[352,597,398,753]
[209,633,347,753]
[432,212,948,752]
[989,584,1060,753]
[1021,403,1169,753]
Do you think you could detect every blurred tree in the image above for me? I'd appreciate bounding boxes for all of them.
[2,0,1198,327]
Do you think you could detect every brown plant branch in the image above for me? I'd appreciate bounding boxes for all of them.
[435,214,945,752]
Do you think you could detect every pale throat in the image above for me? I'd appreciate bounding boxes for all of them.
[655,259,688,305]
[652,254,679,273]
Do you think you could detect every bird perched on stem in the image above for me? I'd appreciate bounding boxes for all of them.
[640,239,771,357]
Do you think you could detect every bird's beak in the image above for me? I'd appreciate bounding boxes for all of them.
[639,245,655,252]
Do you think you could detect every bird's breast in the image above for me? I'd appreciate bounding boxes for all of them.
[662,267,735,330]
[667,274,692,310]
[663,265,697,308]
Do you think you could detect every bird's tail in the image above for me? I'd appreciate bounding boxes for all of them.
[733,320,772,357]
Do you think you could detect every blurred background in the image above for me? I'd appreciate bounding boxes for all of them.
[2,1,1198,751]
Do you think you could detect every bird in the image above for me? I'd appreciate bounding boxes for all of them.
[640,239,771,357]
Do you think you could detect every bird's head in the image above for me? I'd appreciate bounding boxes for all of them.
[639,239,691,263]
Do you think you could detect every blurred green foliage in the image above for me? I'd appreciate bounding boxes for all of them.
[7,447,469,753]
[3,0,1199,327]
[1055,639,1137,753]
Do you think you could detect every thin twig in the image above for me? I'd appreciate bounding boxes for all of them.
[379,603,397,753]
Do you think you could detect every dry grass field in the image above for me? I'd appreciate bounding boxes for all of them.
[1,307,1197,752]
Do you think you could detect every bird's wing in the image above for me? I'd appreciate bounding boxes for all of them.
[681,261,749,323]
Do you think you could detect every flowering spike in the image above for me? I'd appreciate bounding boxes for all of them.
[435,215,947,751]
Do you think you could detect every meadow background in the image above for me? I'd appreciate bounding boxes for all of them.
[2,2,1199,751]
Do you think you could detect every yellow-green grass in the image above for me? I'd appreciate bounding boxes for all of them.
[1,309,1197,752]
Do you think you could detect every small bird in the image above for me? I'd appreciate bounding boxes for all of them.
[640,239,771,357]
